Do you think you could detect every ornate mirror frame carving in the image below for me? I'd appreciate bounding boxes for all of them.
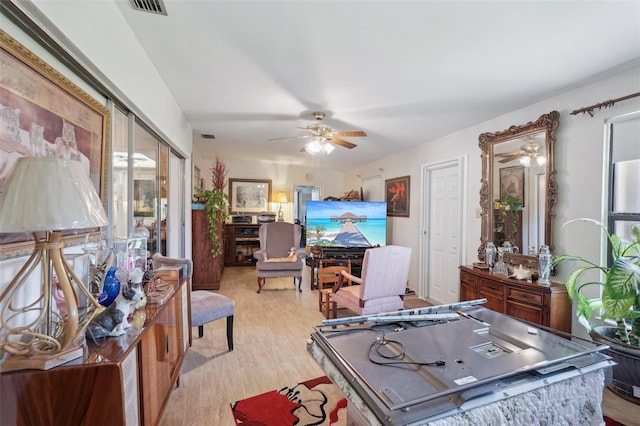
[478,111,560,261]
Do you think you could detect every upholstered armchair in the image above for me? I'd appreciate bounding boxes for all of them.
[332,245,411,317]
[254,222,306,293]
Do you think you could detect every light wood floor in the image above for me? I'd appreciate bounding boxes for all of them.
[160,266,637,426]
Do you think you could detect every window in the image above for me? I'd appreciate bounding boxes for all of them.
[606,111,640,246]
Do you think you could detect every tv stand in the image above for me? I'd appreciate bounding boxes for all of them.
[321,247,367,260]
[307,247,368,290]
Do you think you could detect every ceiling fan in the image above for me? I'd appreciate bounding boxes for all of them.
[495,142,545,165]
[268,111,366,154]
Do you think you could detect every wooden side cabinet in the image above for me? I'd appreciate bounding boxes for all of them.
[1,278,189,426]
[192,209,222,290]
[459,265,571,333]
[224,224,261,266]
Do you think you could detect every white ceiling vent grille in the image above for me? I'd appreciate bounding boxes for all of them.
[130,0,167,16]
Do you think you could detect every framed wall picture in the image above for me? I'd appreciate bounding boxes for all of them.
[499,165,525,206]
[229,178,272,215]
[0,30,110,259]
[385,175,410,217]
[133,179,155,217]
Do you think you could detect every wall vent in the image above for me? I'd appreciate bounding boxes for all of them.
[201,134,216,140]
[130,0,167,16]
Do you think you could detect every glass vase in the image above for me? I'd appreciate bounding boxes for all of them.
[131,217,150,238]
[538,245,553,286]
[485,242,496,272]
[493,250,509,276]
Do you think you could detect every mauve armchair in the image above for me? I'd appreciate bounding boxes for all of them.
[254,222,306,293]
[332,245,411,317]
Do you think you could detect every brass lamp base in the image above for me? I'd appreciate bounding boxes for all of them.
[1,344,84,372]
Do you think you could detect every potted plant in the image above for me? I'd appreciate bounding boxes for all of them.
[495,194,521,246]
[204,157,229,259]
[551,218,640,403]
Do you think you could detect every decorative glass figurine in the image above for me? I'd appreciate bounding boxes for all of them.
[538,245,553,286]
[485,242,497,272]
[131,217,150,238]
[493,248,509,276]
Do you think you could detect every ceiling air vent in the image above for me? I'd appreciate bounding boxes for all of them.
[130,0,167,16]
[201,134,216,140]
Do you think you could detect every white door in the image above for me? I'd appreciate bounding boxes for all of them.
[420,157,467,304]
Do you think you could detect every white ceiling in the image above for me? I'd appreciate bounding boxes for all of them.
[114,1,640,170]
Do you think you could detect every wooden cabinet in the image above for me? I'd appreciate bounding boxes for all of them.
[459,265,571,333]
[1,279,189,426]
[192,209,222,290]
[224,224,261,266]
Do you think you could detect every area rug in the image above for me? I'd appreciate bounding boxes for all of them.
[230,375,347,425]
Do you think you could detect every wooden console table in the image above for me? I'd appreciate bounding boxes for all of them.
[459,265,571,332]
[1,278,190,426]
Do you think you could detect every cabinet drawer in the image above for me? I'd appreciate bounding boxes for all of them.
[479,279,504,296]
[508,288,543,305]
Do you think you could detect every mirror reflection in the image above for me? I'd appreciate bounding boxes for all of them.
[478,111,559,262]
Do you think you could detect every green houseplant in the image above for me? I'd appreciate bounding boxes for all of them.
[495,194,521,246]
[551,218,640,403]
[203,157,229,258]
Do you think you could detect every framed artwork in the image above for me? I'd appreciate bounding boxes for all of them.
[385,175,410,217]
[193,165,201,193]
[133,179,155,217]
[0,30,110,259]
[499,166,525,206]
[229,178,272,215]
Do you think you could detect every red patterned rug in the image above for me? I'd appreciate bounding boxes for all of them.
[230,376,347,425]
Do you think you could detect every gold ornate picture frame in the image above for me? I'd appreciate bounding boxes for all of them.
[0,30,110,259]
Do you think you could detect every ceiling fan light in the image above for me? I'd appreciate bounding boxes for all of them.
[305,140,322,154]
[323,143,335,154]
[536,155,546,166]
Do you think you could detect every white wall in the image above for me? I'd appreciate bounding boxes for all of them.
[21,0,195,258]
[345,65,640,333]
[193,151,345,223]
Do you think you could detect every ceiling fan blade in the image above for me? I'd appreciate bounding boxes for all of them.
[333,131,367,137]
[495,151,525,158]
[267,135,312,142]
[329,136,357,149]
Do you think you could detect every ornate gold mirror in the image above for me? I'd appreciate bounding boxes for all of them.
[478,111,559,261]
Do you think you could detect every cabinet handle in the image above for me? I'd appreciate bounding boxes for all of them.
[519,293,531,299]
[487,285,497,290]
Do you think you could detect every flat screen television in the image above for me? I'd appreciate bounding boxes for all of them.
[305,200,387,248]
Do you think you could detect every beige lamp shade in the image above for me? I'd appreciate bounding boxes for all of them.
[0,157,107,232]
[275,192,288,204]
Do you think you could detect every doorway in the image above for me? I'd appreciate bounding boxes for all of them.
[420,156,467,304]
[294,185,321,224]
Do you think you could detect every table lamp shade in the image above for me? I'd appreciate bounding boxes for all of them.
[0,157,107,232]
[275,192,288,204]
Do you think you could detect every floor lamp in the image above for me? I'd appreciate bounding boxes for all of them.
[0,157,108,371]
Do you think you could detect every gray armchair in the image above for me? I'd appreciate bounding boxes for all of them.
[254,222,305,293]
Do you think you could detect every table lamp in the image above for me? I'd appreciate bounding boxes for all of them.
[0,157,108,371]
[275,192,287,221]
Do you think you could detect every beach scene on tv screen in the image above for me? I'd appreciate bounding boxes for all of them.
[305,201,387,247]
